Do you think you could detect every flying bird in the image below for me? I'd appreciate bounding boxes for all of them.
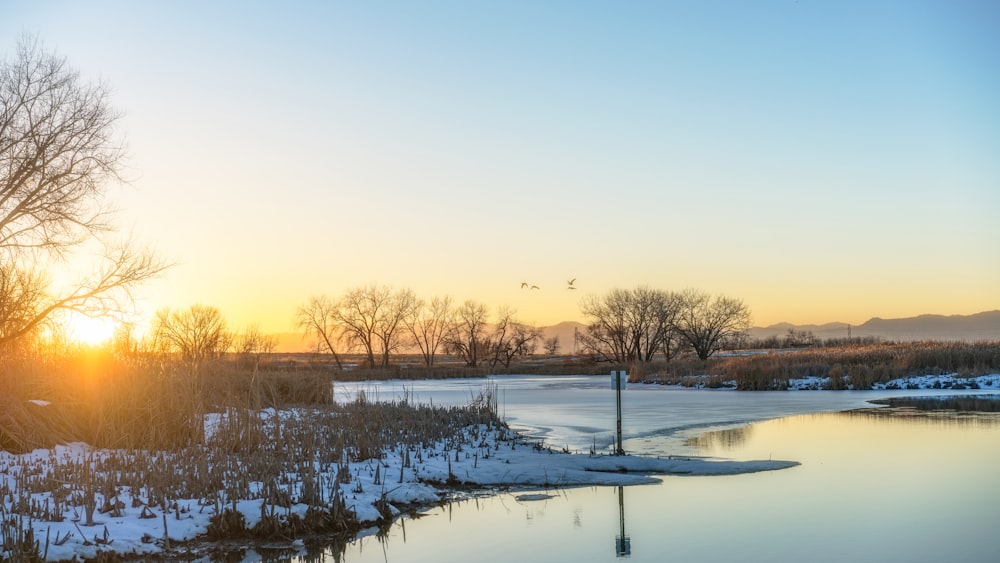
[567,278,577,290]
[521,282,528,289]
[531,285,540,290]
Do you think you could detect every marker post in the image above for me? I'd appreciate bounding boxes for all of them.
[611,370,626,456]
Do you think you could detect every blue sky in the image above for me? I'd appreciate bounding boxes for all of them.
[3,0,998,331]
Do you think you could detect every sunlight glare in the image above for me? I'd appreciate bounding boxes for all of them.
[66,312,117,346]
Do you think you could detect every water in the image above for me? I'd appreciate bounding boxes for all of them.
[333,374,990,455]
[307,375,1000,562]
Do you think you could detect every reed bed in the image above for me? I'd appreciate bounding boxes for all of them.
[0,349,340,454]
[638,341,1000,390]
[1,348,506,559]
[2,393,505,557]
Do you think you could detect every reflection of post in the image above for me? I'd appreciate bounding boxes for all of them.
[615,485,631,557]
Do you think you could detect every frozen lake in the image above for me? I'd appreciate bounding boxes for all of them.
[305,375,1000,562]
[333,374,989,456]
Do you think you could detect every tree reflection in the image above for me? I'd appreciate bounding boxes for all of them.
[866,395,1000,412]
[684,425,752,451]
[841,406,1000,427]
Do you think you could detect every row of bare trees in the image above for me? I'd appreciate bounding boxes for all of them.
[296,286,543,369]
[580,287,751,362]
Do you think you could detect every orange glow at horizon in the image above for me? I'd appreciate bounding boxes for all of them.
[63,312,118,346]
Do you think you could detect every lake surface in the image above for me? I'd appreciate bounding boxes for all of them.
[294,375,1000,562]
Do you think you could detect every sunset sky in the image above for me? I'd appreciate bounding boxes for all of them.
[3,0,998,334]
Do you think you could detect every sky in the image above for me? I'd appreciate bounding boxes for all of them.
[2,0,998,334]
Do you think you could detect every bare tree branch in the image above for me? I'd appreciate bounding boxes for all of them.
[0,36,167,347]
[580,286,681,363]
[151,305,230,371]
[673,289,752,360]
[295,294,344,369]
[405,295,456,368]
[444,300,489,368]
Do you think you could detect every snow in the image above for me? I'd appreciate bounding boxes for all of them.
[644,373,1000,391]
[3,371,998,561]
[787,373,1000,391]
[0,427,797,561]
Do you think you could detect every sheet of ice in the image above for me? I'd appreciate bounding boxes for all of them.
[335,374,999,456]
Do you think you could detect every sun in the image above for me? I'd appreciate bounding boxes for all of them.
[65,312,118,346]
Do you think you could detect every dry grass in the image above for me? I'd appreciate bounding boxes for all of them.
[1,346,506,556]
[638,341,1000,390]
[1,396,504,555]
[0,347,341,453]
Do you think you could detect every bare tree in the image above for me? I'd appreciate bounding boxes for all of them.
[445,300,489,367]
[334,285,415,368]
[580,286,682,363]
[782,328,816,348]
[0,262,46,346]
[628,286,681,362]
[661,329,686,362]
[152,305,231,370]
[580,289,630,362]
[335,286,383,368]
[673,289,752,360]
[373,287,417,368]
[405,295,456,367]
[233,323,277,371]
[543,335,560,355]
[488,306,541,368]
[295,295,343,369]
[0,36,166,347]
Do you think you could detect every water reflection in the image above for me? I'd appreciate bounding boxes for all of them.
[842,406,1000,427]
[682,424,752,451]
[689,407,1000,458]
[615,486,631,557]
[292,409,1000,563]
[868,394,1000,412]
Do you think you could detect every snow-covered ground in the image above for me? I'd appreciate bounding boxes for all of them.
[0,425,794,561]
[641,373,1000,391]
[3,371,998,561]
[793,373,999,391]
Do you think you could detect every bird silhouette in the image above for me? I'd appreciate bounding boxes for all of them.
[530,285,540,290]
[567,278,577,289]
[521,282,528,289]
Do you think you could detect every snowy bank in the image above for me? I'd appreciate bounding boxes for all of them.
[649,372,1000,391]
[1,422,795,561]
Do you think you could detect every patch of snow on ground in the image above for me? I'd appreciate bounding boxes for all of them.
[868,373,1000,391]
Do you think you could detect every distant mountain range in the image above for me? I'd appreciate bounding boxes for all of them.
[747,310,1000,342]
[538,312,1000,350]
[272,311,1000,353]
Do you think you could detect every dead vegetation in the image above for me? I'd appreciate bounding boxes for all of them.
[637,341,1000,390]
[0,346,504,559]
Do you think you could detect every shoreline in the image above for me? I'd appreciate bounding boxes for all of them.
[4,375,999,562]
[1,419,796,561]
